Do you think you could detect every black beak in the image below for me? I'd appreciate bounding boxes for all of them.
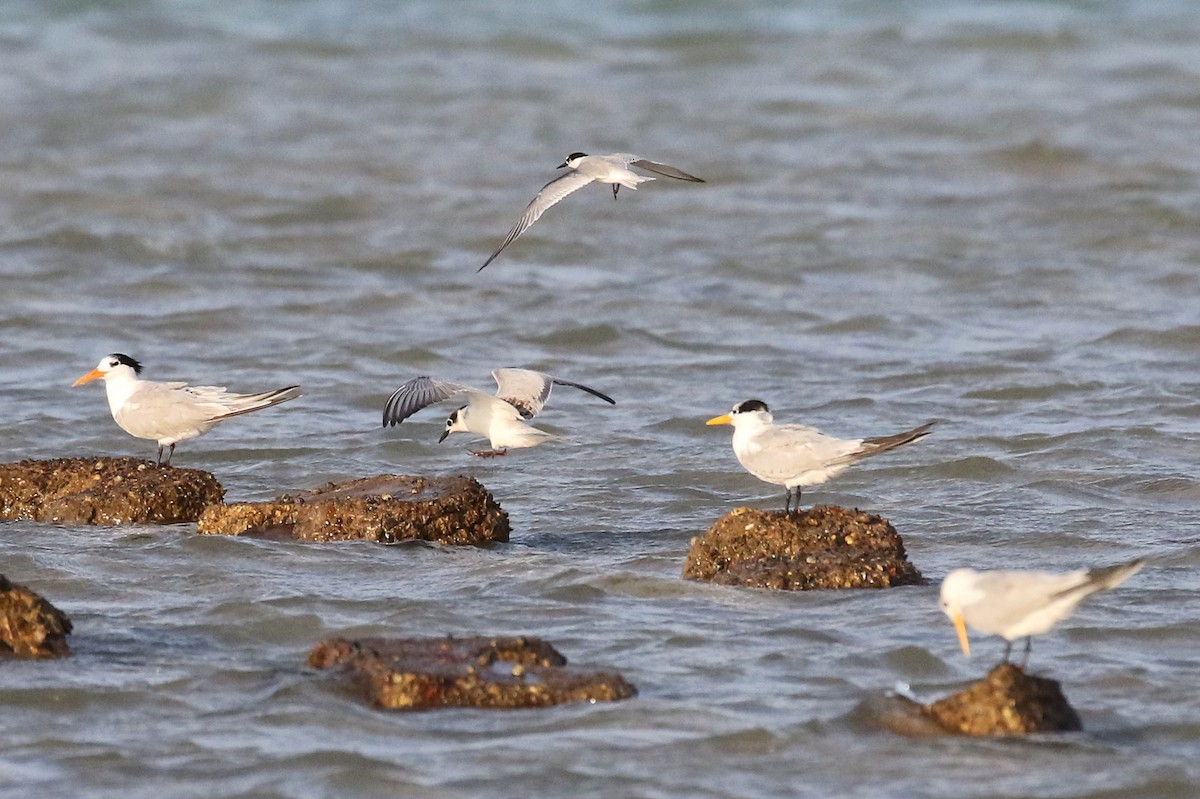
[438,428,450,443]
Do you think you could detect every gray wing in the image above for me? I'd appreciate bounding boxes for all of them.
[491,368,617,419]
[382,376,474,427]
[478,170,598,271]
[629,158,705,183]
[741,425,861,482]
[961,570,1090,635]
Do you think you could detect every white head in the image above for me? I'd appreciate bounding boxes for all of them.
[706,399,773,430]
[73,353,143,387]
[939,568,984,656]
[438,405,471,443]
[557,151,589,169]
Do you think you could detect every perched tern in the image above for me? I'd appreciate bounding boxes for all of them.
[73,353,302,466]
[706,400,934,511]
[939,559,1147,666]
[478,152,705,271]
[382,368,615,456]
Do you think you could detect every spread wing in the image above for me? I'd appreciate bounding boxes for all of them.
[478,170,597,271]
[629,158,705,183]
[382,376,475,427]
[492,368,616,419]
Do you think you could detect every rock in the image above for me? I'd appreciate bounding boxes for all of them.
[0,457,224,525]
[308,635,637,710]
[924,663,1082,735]
[682,505,923,589]
[197,474,509,546]
[0,575,73,659]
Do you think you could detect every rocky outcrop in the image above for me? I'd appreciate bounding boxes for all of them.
[198,474,509,546]
[0,576,72,659]
[865,664,1082,736]
[308,636,636,710]
[682,505,923,589]
[925,663,1082,735]
[0,457,224,525]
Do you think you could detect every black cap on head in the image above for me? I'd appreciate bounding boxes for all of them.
[734,399,769,414]
[108,353,143,374]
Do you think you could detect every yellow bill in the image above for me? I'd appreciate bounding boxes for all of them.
[706,414,732,426]
[952,611,971,656]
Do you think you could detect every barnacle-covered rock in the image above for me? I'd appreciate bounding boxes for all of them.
[198,474,509,546]
[683,505,923,589]
[308,635,636,710]
[0,457,224,525]
[0,575,73,659]
[864,664,1082,737]
[925,663,1082,735]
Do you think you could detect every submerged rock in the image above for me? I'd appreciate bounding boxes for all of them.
[682,505,923,589]
[865,664,1082,737]
[308,635,637,710]
[0,575,72,659]
[197,474,509,546]
[0,457,224,525]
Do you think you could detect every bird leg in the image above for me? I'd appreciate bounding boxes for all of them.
[783,487,802,514]
[612,184,620,199]
[1019,636,1032,669]
[1001,639,1013,663]
[471,449,508,458]
[156,443,176,467]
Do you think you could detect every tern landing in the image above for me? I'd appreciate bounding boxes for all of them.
[382,367,615,457]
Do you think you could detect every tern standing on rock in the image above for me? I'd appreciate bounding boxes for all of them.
[478,152,706,271]
[706,400,935,511]
[382,368,615,457]
[939,559,1147,666]
[73,353,302,466]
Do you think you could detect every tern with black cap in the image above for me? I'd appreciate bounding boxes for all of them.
[706,400,934,511]
[73,353,302,466]
[479,152,705,271]
[383,368,615,457]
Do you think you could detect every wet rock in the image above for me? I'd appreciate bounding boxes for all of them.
[308,635,637,710]
[0,575,72,659]
[682,505,923,589]
[197,474,509,546]
[925,663,1082,735]
[0,457,224,525]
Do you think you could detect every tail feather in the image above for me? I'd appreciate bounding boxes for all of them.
[1081,558,1147,593]
[859,420,936,458]
[213,386,302,421]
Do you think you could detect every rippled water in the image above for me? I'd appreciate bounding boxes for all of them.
[2,2,1199,797]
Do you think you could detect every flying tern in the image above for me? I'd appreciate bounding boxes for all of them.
[382,368,616,456]
[706,400,934,511]
[478,152,705,271]
[73,353,302,466]
[939,559,1147,666]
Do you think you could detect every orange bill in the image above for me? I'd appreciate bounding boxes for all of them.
[73,369,104,387]
[706,414,732,426]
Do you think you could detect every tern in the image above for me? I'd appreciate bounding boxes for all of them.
[939,559,1147,666]
[382,368,616,456]
[706,400,934,511]
[73,353,302,466]
[478,152,705,271]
